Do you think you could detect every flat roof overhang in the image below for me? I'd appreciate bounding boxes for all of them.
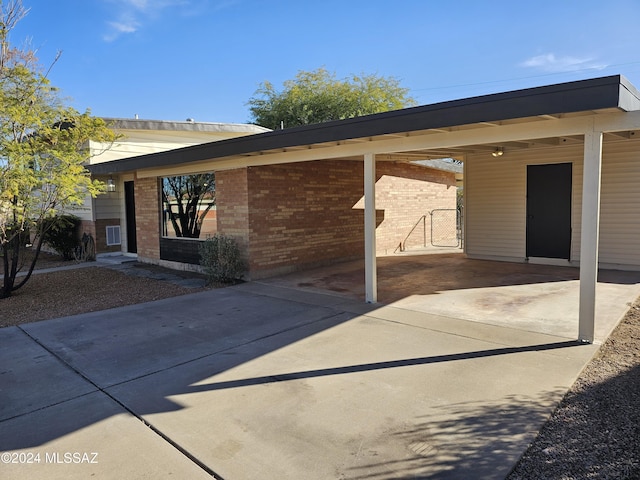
[90,74,640,176]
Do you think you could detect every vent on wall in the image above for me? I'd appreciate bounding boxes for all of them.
[106,226,121,246]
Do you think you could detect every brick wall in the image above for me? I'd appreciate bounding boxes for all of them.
[78,219,124,254]
[134,160,456,278]
[78,220,97,245]
[216,168,250,259]
[240,160,456,278]
[371,162,457,254]
[134,175,161,261]
[243,160,366,278]
[95,218,122,253]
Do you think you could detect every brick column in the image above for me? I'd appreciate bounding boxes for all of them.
[134,175,161,260]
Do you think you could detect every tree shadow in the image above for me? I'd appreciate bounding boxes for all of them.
[342,365,640,480]
[342,391,567,480]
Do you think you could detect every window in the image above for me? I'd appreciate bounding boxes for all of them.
[106,225,121,246]
[161,173,217,238]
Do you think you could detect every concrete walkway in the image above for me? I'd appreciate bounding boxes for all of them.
[4,280,622,479]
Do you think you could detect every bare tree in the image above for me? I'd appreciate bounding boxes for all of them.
[162,174,216,238]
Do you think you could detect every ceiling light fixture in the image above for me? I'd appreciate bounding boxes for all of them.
[492,147,504,157]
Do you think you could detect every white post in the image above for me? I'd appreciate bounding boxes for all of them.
[578,125,603,343]
[364,153,377,303]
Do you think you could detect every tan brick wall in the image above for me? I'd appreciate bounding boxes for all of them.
[78,220,123,254]
[216,168,250,257]
[135,175,161,260]
[372,162,457,254]
[243,160,366,278]
[240,160,456,278]
[95,219,122,253]
[132,160,456,278]
[78,220,97,245]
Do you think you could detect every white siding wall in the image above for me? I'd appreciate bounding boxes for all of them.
[465,143,584,263]
[465,137,640,269]
[92,176,123,221]
[65,195,94,221]
[89,130,258,165]
[599,138,640,268]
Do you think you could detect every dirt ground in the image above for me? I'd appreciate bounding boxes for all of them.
[0,253,208,327]
[1,252,639,478]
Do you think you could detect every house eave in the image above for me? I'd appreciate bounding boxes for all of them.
[89,75,640,175]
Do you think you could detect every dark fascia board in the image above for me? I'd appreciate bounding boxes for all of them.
[90,75,638,175]
[101,117,271,134]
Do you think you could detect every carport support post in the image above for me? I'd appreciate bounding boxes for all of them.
[578,126,603,343]
[364,153,377,303]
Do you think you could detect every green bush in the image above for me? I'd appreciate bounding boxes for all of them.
[199,234,246,284]
[42,214,81,260]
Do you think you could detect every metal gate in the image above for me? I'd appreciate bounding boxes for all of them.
[431,208,462,248]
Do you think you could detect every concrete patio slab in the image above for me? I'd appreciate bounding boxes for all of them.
[260,253,640,342]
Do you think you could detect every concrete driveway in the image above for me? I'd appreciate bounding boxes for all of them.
[2,255,639,479]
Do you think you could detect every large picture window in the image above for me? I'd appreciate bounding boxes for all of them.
[161,173,216,238]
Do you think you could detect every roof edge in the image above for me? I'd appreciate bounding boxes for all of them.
[89,75,638,175]
[102,117,271,134]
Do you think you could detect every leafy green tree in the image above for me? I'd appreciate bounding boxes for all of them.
[0,0,117,298]
[247,67,416,129]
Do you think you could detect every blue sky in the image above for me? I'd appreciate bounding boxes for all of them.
[11,0,640,124]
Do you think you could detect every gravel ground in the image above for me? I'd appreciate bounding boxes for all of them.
[0,253,208,327]
[2,253,639,478]
[507,303,640,479]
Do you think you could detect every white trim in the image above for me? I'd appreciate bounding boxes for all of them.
[527,257,573,267]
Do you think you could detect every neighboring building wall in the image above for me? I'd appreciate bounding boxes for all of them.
[134,175,161,262]
[89,121,270,165]
[200,208,218,237]
[464,137,640,270]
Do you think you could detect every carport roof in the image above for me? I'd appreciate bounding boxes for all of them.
[90,74,640,175]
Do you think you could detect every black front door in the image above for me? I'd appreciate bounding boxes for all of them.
[124,181,137,254]
[526,163,572,259]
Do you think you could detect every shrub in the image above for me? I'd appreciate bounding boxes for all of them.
[42,215,81,260]
[199,234,246,284]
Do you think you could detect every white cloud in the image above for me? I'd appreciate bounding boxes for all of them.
[102,0,189,41]
[520,53,608,73]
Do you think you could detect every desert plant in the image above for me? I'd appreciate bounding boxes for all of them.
[42,215,81,260]
[199,234,246,284]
